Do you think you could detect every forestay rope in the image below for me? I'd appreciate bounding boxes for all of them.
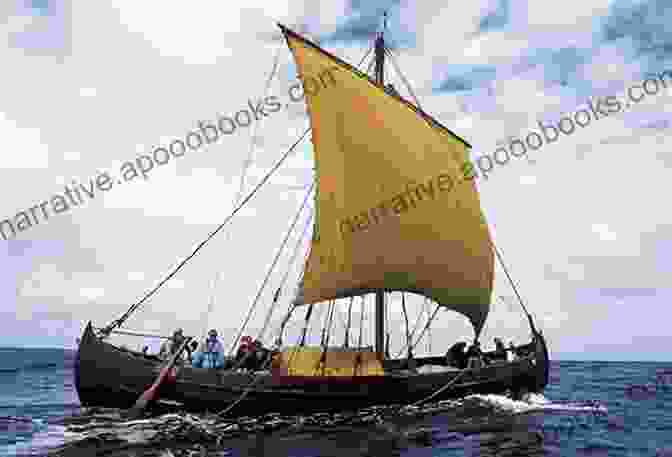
[100,128,311,337]
[101,29,379,338]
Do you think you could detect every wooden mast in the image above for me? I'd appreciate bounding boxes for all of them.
[373,15,386,359]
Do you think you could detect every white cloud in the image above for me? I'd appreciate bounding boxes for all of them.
[462,31,530,63]
[63,150,81,161]
[80,287,105,300]
[592,223,617,242]
[519,175,536,185]
[524,0,612,32]
[0,111,49,169]
[127,271,145,281]
[399,0,496,52]
[165,279,186,290]
[102,165,247,224]
[79,87,97,97]
[109,0,351,64]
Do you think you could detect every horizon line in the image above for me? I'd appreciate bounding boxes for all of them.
[1,345,671,363]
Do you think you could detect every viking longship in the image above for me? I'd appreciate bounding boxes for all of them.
[75,21,549,417]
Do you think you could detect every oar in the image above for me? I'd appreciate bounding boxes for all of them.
[129,336,192,418]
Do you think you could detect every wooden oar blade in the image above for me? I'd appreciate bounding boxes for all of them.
[131,387,156,412]
[128,337,191,417]
[132,366,169,410]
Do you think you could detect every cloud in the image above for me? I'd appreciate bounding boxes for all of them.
[0,111,50,169]
[524,0,612,32]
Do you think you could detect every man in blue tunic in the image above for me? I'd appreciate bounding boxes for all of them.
[192,329,226,369]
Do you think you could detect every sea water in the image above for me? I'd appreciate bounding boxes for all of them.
[1,348,671,456]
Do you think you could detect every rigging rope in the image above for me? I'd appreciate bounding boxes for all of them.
[101,128,311,336]
[227,181,315,356]
[357,296,365,348]
[320,300,336,347]
[310,304,327,345]
[326,301,337,346]
[400,292,412,359]
[200,276,218,343]
[385,291,391,358]
[383,47,423,111]
[276,248,310,347]
[331,302,347,335]
[235,46,282,205]
[201,43,283,339]
[401,369,469,410]
[391,303,441,359]
[92,328,173,340]
[319,301,331,347]
[425,299,432,353]
[299,304,314,347]
[493,245,532,317]
[393,296,426,358]
[365,56,376,78]
[258,208,314,347]
[385,43,536,337]
[230,205,313,372]
[344,296,354,348]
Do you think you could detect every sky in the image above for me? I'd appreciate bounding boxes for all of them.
[0,0,670,361]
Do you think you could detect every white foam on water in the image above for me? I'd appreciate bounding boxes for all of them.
[463,392,607,416]
[464,393,546,414]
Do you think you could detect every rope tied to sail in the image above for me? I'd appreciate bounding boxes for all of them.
[400,292,413,361]
[225,182,315,369]
[266,208,313,348]
[343,296,354,348]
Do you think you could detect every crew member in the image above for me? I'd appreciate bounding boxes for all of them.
[466,341,484,369]
[159,328,187,360]
[446,341,468,369]
[192,329,226,369]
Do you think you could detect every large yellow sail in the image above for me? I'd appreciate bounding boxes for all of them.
[280,25,494,333]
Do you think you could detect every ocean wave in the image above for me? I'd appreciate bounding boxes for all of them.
[0,402,81,412]
[0,416,46,432]
[26,362,63,371]
[0,361,73,375]
[466,392,608,416]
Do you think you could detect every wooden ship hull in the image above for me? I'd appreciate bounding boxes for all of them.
[75,322,549,416]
